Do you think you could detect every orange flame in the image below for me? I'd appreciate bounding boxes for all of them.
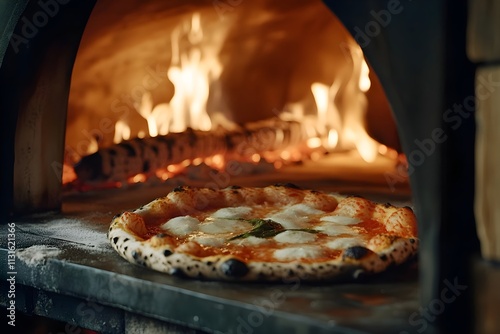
[108,12,388,186]
[304,42,382,163]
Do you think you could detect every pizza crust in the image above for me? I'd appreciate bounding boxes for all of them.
[108,184,418,282]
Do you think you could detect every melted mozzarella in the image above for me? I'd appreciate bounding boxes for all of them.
[319,215,361,225]
[266,212,309,229]
[315,223,356,236]
[191,235,227,247]
[287,203,324,215]
[274,230,317,244]
[274,246,324,261]
[200,218,252,234]
[230,236,271,246]
[211,206,253,218]
[326,237,365,250]
[176,241,201,253]
[266,203,325,229]
[161,216,200,236]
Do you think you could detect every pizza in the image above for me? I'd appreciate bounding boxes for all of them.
[108,183,418,282]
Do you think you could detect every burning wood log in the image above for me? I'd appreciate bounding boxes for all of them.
[74,118,307,182]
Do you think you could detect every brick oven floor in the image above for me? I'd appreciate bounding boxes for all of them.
[0,183,421,334]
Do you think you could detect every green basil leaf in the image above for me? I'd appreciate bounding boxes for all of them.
[287,228,320,234]
[228,219,285,240]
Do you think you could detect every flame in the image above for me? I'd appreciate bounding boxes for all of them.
[112,12,224,144]
[86,137,99,155]
[114,119,131,143]
[305,43,382,163]
[167,12,220,133]
[359,58,371,92]
[83,12,392,189]
[136,92,171,137]
[346,47,379,162]
[327,129,339,149]
[110,13,383,166]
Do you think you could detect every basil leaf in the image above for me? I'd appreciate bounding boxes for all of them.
[218,217,320,241]
[287,228,319,234]
[229,219,285,240]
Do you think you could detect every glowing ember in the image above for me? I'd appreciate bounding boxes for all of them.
[129,173,147,184]
[251,154,261,163]
[62,163,77,184]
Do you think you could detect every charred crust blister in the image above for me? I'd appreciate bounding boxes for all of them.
[171,268,187,278]
[342,246,371,260]
[163,249,173,257]
[221,259,249,278]
[274,183,301,189]
[172,186,186,192]
[112,213,123,220]
[131,250,140,260]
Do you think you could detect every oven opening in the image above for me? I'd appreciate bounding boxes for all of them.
[63,0,409,199]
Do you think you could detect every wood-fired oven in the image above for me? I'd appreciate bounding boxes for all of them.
[1,0,499,333]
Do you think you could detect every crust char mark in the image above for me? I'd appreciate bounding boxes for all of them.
[109,226,418,282]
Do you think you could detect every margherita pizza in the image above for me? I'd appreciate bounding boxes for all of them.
[108,184,418,282]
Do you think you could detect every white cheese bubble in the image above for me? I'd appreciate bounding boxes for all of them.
[274,230,317,244]
[161,216,200,237]
[274,246,323,261]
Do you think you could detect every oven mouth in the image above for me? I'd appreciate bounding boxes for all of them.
[62,0,408,198]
